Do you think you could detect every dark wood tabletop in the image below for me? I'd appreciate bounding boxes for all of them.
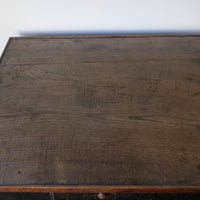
[0,35,200,193]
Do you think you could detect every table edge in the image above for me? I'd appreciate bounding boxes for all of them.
[0,186,200,193]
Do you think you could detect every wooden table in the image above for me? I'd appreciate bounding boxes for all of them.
[0,35,200,195]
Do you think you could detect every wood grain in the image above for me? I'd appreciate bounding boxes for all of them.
[1,36,200,65]
[0,36,200,190]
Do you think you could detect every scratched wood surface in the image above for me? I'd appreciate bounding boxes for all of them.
[0,36,200,186]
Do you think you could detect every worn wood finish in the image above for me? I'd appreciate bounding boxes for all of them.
[0,35,200,191]
[2,36,200,65]
[0,186,200,193]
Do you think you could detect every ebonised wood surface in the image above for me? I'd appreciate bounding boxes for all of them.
[0,193,200,200]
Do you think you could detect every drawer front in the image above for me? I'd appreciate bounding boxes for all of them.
[0,193,200,200]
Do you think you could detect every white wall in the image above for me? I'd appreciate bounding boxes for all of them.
[1,0,200,57]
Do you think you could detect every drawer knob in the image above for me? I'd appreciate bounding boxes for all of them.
[97,193,106,199]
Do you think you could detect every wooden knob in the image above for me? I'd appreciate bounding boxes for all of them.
[97,193,106,199]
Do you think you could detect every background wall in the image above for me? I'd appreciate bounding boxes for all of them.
[0,0,200,56]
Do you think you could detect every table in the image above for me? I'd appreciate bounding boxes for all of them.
[0,35,200,194]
